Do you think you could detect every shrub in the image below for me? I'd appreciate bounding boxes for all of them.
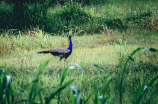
[46,2,92,34]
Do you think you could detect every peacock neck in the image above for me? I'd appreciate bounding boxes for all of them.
[67,38,72,52]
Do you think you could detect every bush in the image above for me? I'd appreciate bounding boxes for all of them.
[0,1,50,31]
[46,2,92,34]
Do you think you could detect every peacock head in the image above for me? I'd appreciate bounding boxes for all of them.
[68,34,73,39]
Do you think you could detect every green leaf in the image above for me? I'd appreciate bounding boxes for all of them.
[60,68,72,87]
[39,90,43,104]
[60,68,68,87]
[36,60,49,79]
[71,91,76,104]
[62,79,74,88]
[148,75,158,87]
[101,76,112,91]
[28,82,41,102]
[132,86,144,104]
[46,87,66,104]
[119,55,125,71]
[92,85,100,104]
[119,47,144,104]
[129,56,135,62]
[130,47,144,57]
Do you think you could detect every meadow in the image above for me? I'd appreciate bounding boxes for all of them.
[0,0,158,104]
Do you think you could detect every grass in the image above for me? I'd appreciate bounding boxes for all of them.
[0,0,158,103]
[0,28,158,103]
[45,0,158,34]
[1,29,157,68]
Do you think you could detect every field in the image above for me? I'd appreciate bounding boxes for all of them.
[0,0,158,104]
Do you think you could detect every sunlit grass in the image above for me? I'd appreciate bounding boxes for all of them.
[0,29,158,103]
[0,29,158,70]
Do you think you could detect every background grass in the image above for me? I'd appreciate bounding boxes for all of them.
[0,0,158,34]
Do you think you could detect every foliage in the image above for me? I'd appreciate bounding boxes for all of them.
[0,0,157,34]
[46,2,92,34]
[0,0,50,31]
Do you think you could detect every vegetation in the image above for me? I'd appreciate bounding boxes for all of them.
[0,0,158,103]
[0,0,158,34]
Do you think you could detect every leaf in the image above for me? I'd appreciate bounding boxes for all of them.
[62,79,74,88]
[92,85,100,104]
[132,86,144,104]
[77,95,81,104]
[60,68,68,87]
[39,90,43,104]
[75,64,84,71]
[119,47,144,104]
[148,75,158,87]
[46,87,66,104]
[143,85,148,92]
[69,85,81,104]
[129,56,135,62]
[130,47,144,57]
[69,86,78,96]
[6,75,11,89]
[36,60,49,79]
[119,55,125,71]
[145,47,158,52]
[101,76,112,91]
[60,68,72,87]
[28,82,41,101]
[98,96,104,104]
[71,91,76,104]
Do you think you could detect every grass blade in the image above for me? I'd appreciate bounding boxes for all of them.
[148,75,158,87]
[101,76,112,91]
[132,86,144,104]
[46,87,66,104]
[62,79,75,88]
[145,47,158,52]
[92,85,100,104]
[60,68,72,87]
[36,60,49,79]
[60,68,68,87]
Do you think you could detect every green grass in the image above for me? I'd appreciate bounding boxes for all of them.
[0,28,158,103]
[0,0,158,103]
[45,0,158,34]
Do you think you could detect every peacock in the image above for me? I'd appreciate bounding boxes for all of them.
[37,35,73,63]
